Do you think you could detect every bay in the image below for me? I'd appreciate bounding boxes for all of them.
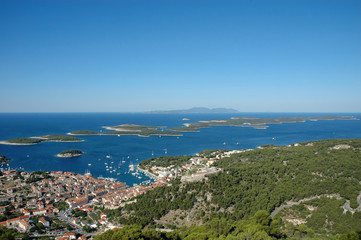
[0,112,360,186]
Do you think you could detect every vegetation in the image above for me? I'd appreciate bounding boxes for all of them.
[138,155,192,169]
[0,155,10,165]
[107,139,361,237]
[169,115,358,132]
[6,138,43,144]
[38,135,83,141]
[57,149,84,157]
[168,127,200,132]
[94,210,361,239]
[59,149,83,155]
[53,201,69,210]
[26,171,51,183]
[70,124,182,137]
[0,226,29,240]
[4,135,82,144]
[69,130,98,135]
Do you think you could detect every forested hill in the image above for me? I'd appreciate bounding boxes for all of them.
[101,139,361,239]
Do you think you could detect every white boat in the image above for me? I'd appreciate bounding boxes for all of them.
[129,163,135,172]
[88,163,91,166]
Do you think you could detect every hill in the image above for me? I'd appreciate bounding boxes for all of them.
[101,139,361,239]
[146,107,240,114]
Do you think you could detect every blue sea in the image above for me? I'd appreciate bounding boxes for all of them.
[0,112,360,186]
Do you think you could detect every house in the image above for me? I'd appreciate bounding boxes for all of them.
[39,217,50,227]
[66,196,88,208]
[18,219,30,232]
[63,232,77,240]
[33,208,47,216]
[22,209,31,216]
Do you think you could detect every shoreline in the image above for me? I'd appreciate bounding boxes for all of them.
[56,153,84,158]
[0,141,37,146]
[137,166,160,181]
[68,132,182,137]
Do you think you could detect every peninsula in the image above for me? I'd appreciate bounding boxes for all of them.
[56,149,84,158]
[69,124,182,137]
[0,135,84,145]
[169,115,358,132]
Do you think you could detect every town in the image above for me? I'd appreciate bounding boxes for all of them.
[0,149,244,239]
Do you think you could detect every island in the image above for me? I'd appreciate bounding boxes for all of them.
[56,149,84,158]
[69,124,182,137]
[0,135,84,145]
[168,115,358,132]
[145,107,240,114]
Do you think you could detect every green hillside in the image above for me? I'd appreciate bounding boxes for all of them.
[100,139,361,239]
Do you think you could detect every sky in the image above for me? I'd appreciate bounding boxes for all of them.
[0,0,360,113]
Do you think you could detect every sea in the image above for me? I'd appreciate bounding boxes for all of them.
[0,112,360,186]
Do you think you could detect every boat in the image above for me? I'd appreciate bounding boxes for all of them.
[223,142,227,146]
[129,163,135,172]
[88,163,92,166]
[236,142,240,145]
[151,151,154,156]
[84,170,92,177]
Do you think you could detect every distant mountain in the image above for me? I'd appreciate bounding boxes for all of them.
[146,107,240,114]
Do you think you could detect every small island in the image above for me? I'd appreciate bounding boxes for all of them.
[56,150,84,158]
[69,124,182,137]
[0,135,84,145]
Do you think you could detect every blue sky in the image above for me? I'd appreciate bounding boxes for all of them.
[1,0,360,112]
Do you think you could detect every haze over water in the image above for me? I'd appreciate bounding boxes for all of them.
[0,112,360,186]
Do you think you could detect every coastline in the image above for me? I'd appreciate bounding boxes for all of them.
[0,141,37,146]
[137,166,160,181]
[68,132,182,137]
[56,153,84,158]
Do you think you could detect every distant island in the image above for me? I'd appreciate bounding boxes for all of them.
[0,135,84,145]
[56,149,84,158]
[169,115,359,132]
[69,124,182,137]
[145,107,240,114]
